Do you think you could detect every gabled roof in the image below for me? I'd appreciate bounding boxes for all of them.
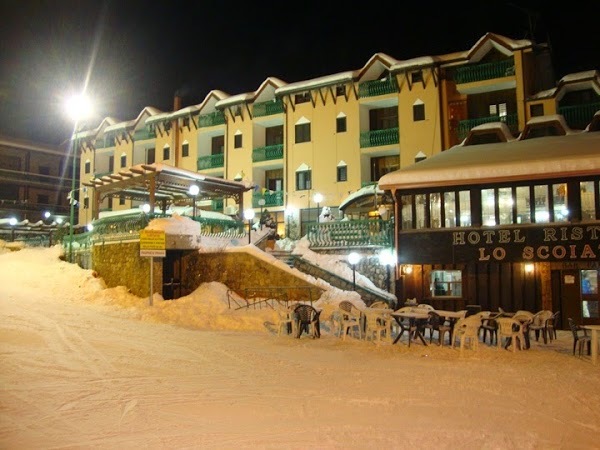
[84,163,255,210]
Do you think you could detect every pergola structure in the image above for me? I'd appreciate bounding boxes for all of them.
[83,163,254,220]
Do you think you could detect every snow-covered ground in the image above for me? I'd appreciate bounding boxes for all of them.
[1,243,599,449]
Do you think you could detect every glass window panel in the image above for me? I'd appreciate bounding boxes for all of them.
[482,188,496,226]
[430,193,441,228]
[415,194,426,229]
[401,195,413,229]
[498,187,513,224]
[444,192,456,227]
[534,185,549,223]
[581,181,595,220]
[459,191,471,226]
[581,270,598,295]
[516,186,531,224]
[431,270,462,297]
[553,183,568,222]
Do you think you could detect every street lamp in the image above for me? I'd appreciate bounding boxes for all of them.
[65,93,92,264]
[313,192,323,223]
[189,184,200,218]
[379,248,397,293]
[243,208,255,244]
[348,251,361,291]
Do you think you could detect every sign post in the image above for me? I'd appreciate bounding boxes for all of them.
[139,230,166,306]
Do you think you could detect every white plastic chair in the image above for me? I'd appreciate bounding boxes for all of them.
[497,317,526,352]
[452,315,481,353]
[363,309,392,343]
[338,300,363,340]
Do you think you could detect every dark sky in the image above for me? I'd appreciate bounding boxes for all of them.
[0,0,597,146]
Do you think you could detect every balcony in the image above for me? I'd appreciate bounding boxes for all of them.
[252,144,284,163]
[457,114,518,142]
[197,153,224,170]
[199,111,226,127]
[307,219,393,248]
[558,102,600,130]
[253,99,284,118]
[252,191,284,208]
[133,128,156,141]
[358,78,399,98]
[454,59,515,84]
[360,127,399,148]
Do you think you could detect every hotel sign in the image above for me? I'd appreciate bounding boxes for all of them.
[399,225,600,264]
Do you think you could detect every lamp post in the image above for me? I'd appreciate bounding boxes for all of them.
[189,184,200,218]
[379,248,396,293]
[65,93,92,264]
[348,251,361,291]
[313,192,323,223]
[243,208,255,244]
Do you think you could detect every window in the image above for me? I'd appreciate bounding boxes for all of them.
[212,135,224,154]
[336,116,347,133]
[581,269,599,319]
[296,170,311,190]
[553,183,568,222]
[335,86,345,97]
[530,104,544,117]
[163,146,170,160]
[265,125,283,145]
[489,103,507,118]
[108,156,114,172]
[234,106,242,117]
[295,123,311,143]
[120,155,127,168]
[294,92,311,104]
[369,106,398,130]
[147,148,155,164]
[182,117,190,127]
[119,195,125,205]
[182,142,189,157]
[481,188,496,226]
[234,133,243,149]
[337,165,347,182]
[429,193,441,228]
[580,181,596,220]
[84,161,91,174]
[413,102,425,121]
[431,270,462,297]
[411,71,423,83]
[83,197,89,209]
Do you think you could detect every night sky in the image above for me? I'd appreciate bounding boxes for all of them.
[0,0,597,146]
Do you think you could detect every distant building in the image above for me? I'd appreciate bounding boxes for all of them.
[0,135,74,224]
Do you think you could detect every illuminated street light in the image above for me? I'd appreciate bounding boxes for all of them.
[189,184,200,218]
[313,192,323,223]
[243,208,255,244]
[348,251,361,291]
[65,93,93,264]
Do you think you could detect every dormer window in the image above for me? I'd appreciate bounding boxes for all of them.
[295,92,311,104]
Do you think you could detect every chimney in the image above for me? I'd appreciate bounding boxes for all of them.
[173,94,182,112]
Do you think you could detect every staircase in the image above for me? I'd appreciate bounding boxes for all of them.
[269,249,295,268]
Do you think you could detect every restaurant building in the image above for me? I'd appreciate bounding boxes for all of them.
[379,113,600,327]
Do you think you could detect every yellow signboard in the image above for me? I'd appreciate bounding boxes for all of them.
[140,229,166,257]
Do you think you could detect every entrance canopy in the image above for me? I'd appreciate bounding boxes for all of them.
[84,163,254,220]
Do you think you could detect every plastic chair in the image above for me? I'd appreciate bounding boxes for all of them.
[363,309,392,343]
[528,310,553,344]
[275,302,296,336]
[568,318,591,357]
[424,310,452,346]
[479,312,501,345]
[338,300,363,340]
[547,311,560,340]
[496,317,526,352]
[451,315,481,353]
[293,304,321,339]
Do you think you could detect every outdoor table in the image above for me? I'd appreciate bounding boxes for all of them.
[583,325,600,365]
[391,311,429,346]
[433,310,466,342]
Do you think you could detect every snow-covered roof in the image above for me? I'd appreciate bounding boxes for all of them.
[379,130,600,191]
[339,184,384,211]
[276,71,359,95]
